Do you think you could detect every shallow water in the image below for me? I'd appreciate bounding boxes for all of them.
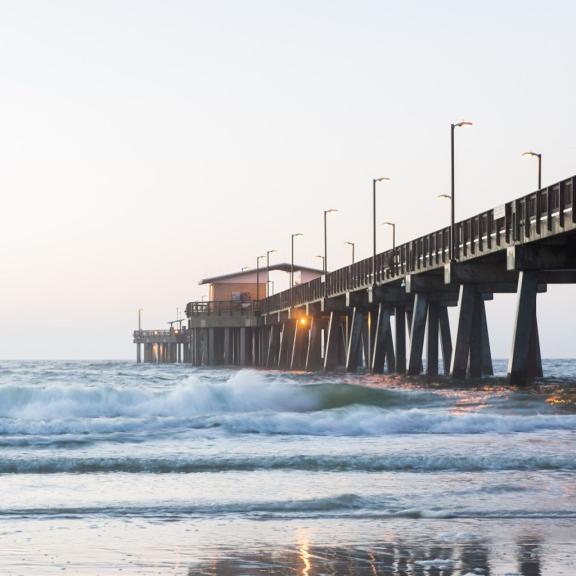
[0,360,575,574]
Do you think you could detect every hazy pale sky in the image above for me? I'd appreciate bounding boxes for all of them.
[1,0,575,359]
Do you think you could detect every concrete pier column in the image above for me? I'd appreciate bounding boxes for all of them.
[338,321,347,366]
[305,317,322,370]
[439,306,452,375]
[450,285,476,379]
[278,321,295,369]
[290,319,306,369]
[251,330,258,366]
[426,301,439,376]
[239,328,248,366]
[371,304,391,374]
[324,312,339,371]
[384,324,396,372]
[468,297,483,377]
[508,271,541,385]
[362,311,374,370]
[208,329,215,366]
[136,343,141,363]
[193,334,198,364]
[223,328,231,365]
[407,294,428,375]
[266,325,279,368]
[395,305,407,374]
[346,307,364,372]
[480,303,494,376]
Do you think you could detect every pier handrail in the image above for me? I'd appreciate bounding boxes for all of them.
[185,300,260,317]
[262,175,576,313]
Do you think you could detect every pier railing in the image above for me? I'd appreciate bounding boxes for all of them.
[263,175,575,313]
[185,300,259,317]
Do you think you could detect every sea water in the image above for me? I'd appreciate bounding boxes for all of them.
[0,360,574,574]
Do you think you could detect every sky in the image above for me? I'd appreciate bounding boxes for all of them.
[0,0,575,359]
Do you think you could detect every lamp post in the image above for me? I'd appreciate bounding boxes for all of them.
[450,121,473,260]
[138,308,143,334]
[323,210,337,298]
[522,151,542,190]
[256,255,265,301]
[344,241,355,264]
[290,233,303,290]
[266,250,276,297]
[438,194,452,258]
[373,177,390,283]
[323,209,337,277]
[268,280,275,295]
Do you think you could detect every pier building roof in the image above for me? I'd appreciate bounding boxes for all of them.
[199,264,324,285]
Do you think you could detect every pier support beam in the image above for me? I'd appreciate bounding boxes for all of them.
[136,343,141,363]
[426,301,439,376]
[384,324,396,372]
[266,325,279,368]
[508,271,542,385]
[324,312,340,371]
[395,305,407,374]
[439,306,452,375]
[346,308,364,371]
[239,328,248,366]
[407,294,428,375]
[480,304,493,376]
[305,317,323,371]
[290,320,307,370]
[450,285,476,379]
[450,286,493,379]
[278,321,295,369]
[371,304,391,374]
[208,329,215,366]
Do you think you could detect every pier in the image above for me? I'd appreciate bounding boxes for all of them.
[134,174,576,385]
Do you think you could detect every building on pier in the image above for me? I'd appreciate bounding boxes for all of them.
[134,174,576,386]
[134,263,323,367]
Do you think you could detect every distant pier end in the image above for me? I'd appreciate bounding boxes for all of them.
[135,175,576,386]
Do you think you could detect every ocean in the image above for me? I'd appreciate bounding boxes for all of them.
[0,360,574,575]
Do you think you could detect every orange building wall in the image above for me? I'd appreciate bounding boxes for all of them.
[209,282,267,301]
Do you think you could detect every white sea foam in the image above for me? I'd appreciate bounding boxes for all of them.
[0,369,575,437]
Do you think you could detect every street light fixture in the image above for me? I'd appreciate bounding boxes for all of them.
[450,120,473,260]
[344,241,355,264]
[290,233,303,290]
[315,254,325,270]
[522,151,542,190]
[323,209,338,277]
[373,177,391,283]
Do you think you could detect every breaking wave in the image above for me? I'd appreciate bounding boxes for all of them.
[1,493,574,520]
[0,370,575,438]
[0,370,425,419]
[1,452,575,474]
